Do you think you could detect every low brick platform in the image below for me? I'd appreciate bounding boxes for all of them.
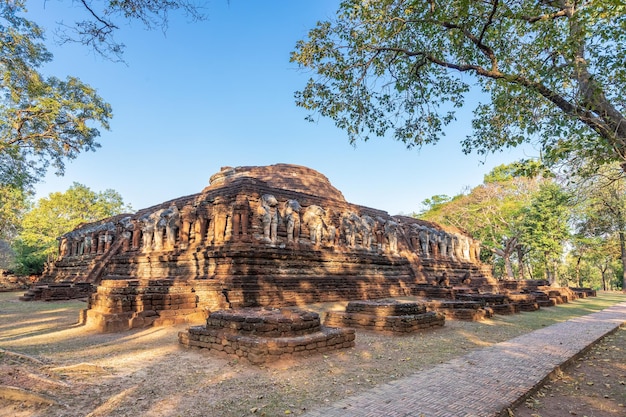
[302,301,626,417]
[572,287,597,298]
[324,299,445,334]
[20,282,94,301]
[81,279,212,332]
[425,299,493,321]
[178,307,355,364]
[506,293,540,311]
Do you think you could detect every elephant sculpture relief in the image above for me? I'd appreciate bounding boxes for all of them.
[139,209,166,251]
[303,205,326,245]
[258,194,280,244]
[358,215,376,250]
[161,204,181,249]
[383,219,399,254]
[283,199,302,243]
[341,212,359,247]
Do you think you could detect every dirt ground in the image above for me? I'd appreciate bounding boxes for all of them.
[0,291,625,417]
[509,326,626,417]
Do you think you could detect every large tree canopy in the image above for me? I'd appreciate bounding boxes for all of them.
[0,0,206,192]
[0,1,112,191]
[292,0,626,172]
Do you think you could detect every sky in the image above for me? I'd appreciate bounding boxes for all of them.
[27,0,536,216]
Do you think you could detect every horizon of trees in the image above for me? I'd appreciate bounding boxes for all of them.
[417,160,625,291]
[4,182,130,275]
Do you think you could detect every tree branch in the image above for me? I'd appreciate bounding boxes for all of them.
[79,0,119,30]
[517,9,568,23]
[478,0,499,44]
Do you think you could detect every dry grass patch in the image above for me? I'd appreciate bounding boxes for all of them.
[0,291,624,417]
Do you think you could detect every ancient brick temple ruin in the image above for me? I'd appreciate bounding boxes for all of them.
[31,164,583,333]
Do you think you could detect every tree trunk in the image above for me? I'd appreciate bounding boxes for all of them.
[552,258,559,287]
[545,251,557,287]
[492,244,516,280]
[598,262,610,291]
[515,245,526,280]
[504,254,515,280]
[619,229,626,292]
[575,255,582,287]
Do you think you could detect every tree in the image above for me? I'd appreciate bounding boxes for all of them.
[292,1,626,173]
[0,238,16,271]
[0,184,30,241]
[419,162,543,279]
[0,1,112,192]
[14,182,130,274]
[416,194,452,217]
[0,0,205,213]
[50,0,205,62]
[520,182,571,285]
[570,162,626,290]
[586,237,621,290]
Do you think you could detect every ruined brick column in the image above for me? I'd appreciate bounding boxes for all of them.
[212,200,228,244]
[131,219,142,250]
[231,198,250,241]
[194,201,211,245]
[90,233,98,254]
[180,204,197,249]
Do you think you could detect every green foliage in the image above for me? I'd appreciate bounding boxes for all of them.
[12,238,45,275]
[521,183,571,259]
[0,1,112,192]
[484,160,553,184]
[0,183,30,241]
[564,234,622,290]
[14,183,131,274]
[292,1,626,172]
[419,161,570,280]
[0,238,16,270]
[568,162,626,289]
[420,176,533,254]
[416,194,452,216]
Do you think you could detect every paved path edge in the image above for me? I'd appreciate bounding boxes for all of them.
[302,301,626,417]
[499,302,626,416]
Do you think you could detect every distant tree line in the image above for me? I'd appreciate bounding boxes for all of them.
[1,183,130,275]
[417,160,626,291]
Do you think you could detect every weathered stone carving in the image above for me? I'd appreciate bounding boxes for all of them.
[383,218,399,254]
[303,205,326,245]
[359,214,376,250]
[139,212,155,251]
[258,194,279,244]
[153,209,167,250]
[231,198,250,241]
[179,204,196,249]
[38,164,495,333]
[163,204,180,250]
[283,199,301,244]
[341,212,358,247]
[418,225,430,257]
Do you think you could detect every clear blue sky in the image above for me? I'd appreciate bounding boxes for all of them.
[28,1,535,215]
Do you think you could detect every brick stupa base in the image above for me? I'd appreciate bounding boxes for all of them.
[324,299,445,334]
[178,307,355,364]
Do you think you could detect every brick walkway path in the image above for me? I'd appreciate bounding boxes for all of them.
[303,301,626,417]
